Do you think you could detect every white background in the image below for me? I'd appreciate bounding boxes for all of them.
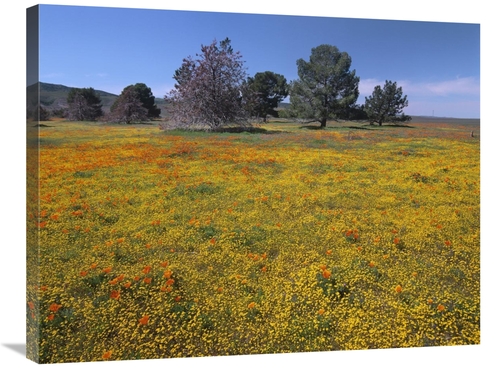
[1,1,497,367]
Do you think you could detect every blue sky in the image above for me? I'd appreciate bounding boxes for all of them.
[39,4,480,118]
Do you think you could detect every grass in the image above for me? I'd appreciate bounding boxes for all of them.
[27,118,480,363]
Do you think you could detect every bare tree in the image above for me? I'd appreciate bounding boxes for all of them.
[162,38,249,131]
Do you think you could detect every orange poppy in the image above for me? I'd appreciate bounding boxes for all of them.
[326,249,333,255]
[261,266,267,273]
[322,270,332,279]
[163,270,173,279]
[110,290,120,300]
[393,238,400,245]
[117,274,125,282]
[248,302,256,309]
[395,285,403,293]
[261,253,267,259]
[117,238,125,243]
[145,243,151,249]
[102,267,112,274]
[142,266,152,274]
[319,264,327,271]
[368,261,375,268]
[47,314,55,321]
[90,263,97,269]
[175,296,182,302]
[138,315,149,325]
[80,270,88,277]
[444,240,452,246]
[318,308,325,315]
[49,303,62,312]
[102,351,112,360]
[28,301,34,310]
[217,287,223,293]
[210,238,216,245]
[50,214,59,221]
[160,261,168,268]
[40,285,48,291]
[143,277,152,284]
[124,282,132,288]
[166,278,175,286]
[437,304,445,312]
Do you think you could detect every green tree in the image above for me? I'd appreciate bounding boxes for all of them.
[111,83,160,119]
[364,80,411,126]
[244,71,288,122]
[287,44,359,128]
[108,87,149,124]
[67,87,103,121]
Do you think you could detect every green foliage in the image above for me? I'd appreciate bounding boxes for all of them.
[108,87,149,124]
[288,45,360,127]
[364,80,411,126]
[111,83,160,119]
[243,71,288,121]
[67,87,103,121]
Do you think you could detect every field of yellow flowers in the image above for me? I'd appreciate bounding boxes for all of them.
[27,120,480,363]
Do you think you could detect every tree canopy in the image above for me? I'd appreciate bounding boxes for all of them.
[164,38,248,131]
[287,44,360,128]
[67,87,103,121]
[364,80,411,126]
[243,71,288,122]
[108,87,149,124]
[111,83,161,119]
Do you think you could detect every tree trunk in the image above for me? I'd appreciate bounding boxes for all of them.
[320,118,327,128]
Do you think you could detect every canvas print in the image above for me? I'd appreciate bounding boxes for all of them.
[26,4,480,364]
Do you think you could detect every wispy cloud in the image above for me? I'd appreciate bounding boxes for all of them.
[358,78,384,95]
[41,72,64,79]
[85,73,109,78]
[401,77,479,97]
[359,77,480,97]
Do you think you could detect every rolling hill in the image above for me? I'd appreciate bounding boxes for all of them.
[27,82,167,116]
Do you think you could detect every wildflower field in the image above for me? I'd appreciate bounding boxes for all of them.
[27,120,480,363]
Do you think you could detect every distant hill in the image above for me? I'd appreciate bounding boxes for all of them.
[27,82,167,116]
